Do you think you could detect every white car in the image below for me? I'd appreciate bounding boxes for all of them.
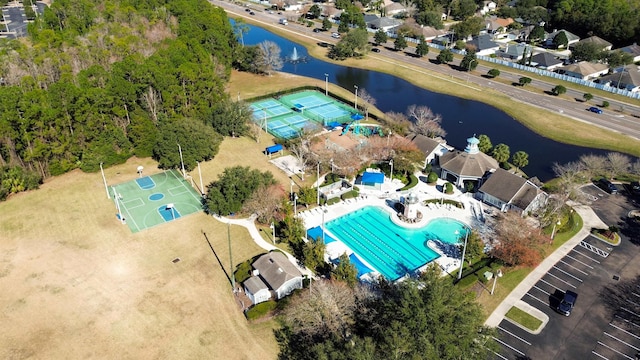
[331,32,340,39]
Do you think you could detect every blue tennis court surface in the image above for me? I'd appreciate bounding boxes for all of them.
[136,176,155,190]
[158,205,181,221]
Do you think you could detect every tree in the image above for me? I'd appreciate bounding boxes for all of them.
[450,16,484,39]
[552,85,567,96]
[492,143,510,164]
[308,4,322,18]
[329,28,369,60]
[415,11,444,29]
[570,42,604,62]
[512,151,529,172]
[463,230,484,262]
[491,212,547,267]
[451,0,477,20]
[583,93,594,102]
[487,68,500,78]
[478,134,493,153]
[357,88,377,120]
[552,31,568,49]
[303,237,327,273]
[331,253,358,287]
[460,51,478,71]
[436,48,453,64]
[606,152,631,177]
[518,77,532,86]
[255,40,283,76]
[605,50,633,69]
[232,17,250,47]
[206,99,251,137]
[204,166,276,216]
[242,184,285,224]
[322,18,332,31]
[394,35,408,51]
[415,36,429,58]
[407,104,446,138]
[602,100,610,108]
[374,29,387,45]
[153,118,223,171]
[528,25,545,44]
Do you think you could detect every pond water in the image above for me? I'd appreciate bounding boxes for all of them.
[239,22,611,181]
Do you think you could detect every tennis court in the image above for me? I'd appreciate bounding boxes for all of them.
[111,169,202,233]
[249,90,360,139]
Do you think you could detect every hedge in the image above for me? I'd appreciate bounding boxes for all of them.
[245,300,277,320]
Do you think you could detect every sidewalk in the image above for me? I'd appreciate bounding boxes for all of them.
[484,204,608,327]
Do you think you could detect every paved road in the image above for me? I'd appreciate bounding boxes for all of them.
[216,0,640,142]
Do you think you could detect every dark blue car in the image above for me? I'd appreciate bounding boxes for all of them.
[588,106,603,114]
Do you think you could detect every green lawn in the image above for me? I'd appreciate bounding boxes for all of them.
[505,306,543,331]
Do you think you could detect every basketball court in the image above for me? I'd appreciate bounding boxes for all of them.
[111,169,203,233]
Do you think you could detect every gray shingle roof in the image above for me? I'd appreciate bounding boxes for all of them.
[406,133,441,155]
[479,168,543,210]
[439,150,498,178]
[252,252,302,291]
[244,276,268,294]
[576,36,612,49]
[467,34,500,51]
[530,52,563,67]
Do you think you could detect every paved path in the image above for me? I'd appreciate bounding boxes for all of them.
[485,203,608,327]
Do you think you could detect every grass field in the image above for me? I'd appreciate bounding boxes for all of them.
[0,137,289,359]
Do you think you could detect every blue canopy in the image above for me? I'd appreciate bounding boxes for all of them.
[361,171,384,184]
[327,121,341,129]
[351,113,364,120]
[265,144,283,154]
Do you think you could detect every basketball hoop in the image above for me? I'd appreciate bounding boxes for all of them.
[137,166,144,177]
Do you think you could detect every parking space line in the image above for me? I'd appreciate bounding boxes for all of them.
[591,350,609,359]
[597,341,634,359]
[632,292,640,298]
[539,278,558,289]
[525,292,549,306]
[604,332,640,351]
[610,323,640,341]
[498,326,532,345]
[552,265,583,282]
[491,350,508,360]
[493,337,525,356]
[564,254,595,269]
[622,307,640,318]
[533,285,550,295]
[615,315,640,329]
[571,248,601,263]
[546,272,577,288]
[558,259,590,275]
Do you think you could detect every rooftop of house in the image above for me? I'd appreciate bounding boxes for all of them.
[467,34,500,51]
[575,35,612,49]
[530,52,563,67]
[405,133,447,155]
[559,61,609,76]
[479,168,542,209]
[619,43,640,57]
[599,65,640,87]
[244,276,269,294]
[252,252,302,291]
[546,29,580,42]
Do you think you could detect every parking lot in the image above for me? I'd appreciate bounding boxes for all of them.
[493,187,640,359]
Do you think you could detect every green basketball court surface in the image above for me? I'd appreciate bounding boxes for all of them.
[111,169,203,233]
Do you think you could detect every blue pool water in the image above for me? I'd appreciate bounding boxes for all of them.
[325,206,468,281]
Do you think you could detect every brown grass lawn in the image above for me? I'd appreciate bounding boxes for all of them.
[0,141,287,359]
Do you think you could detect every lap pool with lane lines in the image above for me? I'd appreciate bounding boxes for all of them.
[325,206,467,281]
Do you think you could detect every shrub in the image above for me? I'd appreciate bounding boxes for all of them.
[445,182,453,194]
[400,174,419,191]
[341,189,359,200]
[602,100,610,108]
[427,171,438,184]
[457,274,478,289]
[487,69,500,78]
[552,85,566,96]
[583,93,593,102]
[327,197,341,205]
[245,300,277,320]
[234,261,253,283]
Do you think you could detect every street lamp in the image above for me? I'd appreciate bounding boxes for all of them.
[387,131,392,147]
[330,158,334,174]
[294,194,298,216]
[389,159,393,183]
[177,143,186,177]
[551,220,562,241]
[290,179,294,199]
[322,207,328,243]
[354,85,358,110]
[317,161,321,205]
[457,226,470,280]
[270,222,276,244]
[324,73,329,95]
[490,269,503,295]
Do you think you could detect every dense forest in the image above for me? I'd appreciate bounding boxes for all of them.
[0,0,244,200]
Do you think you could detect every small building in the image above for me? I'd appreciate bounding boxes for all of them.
[419,26,447,41]
[405,133,451,168]
[496,43,531,61]
[544,29,580,48]
[466,34,500,56]
[557,61,609,80]
[358,170,385,190]
[364,15,402,32]
[243,252,303,305]
[403,192,420,219]
[477,168,547,214]
[484,16,514,34]
[384,2,406,16]
[529,52,564,71]
[618,43,640,63]
[438,135,499,188]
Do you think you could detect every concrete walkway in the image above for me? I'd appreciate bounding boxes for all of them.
[212,214,314,277]
[484,204,608,327]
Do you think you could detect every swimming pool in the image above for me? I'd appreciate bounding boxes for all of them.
[325,206,468,281]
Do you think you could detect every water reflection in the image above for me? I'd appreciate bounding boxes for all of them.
[238,21,612,181]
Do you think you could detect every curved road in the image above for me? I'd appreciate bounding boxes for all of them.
[217,0,640,141]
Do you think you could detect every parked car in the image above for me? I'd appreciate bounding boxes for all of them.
[598,178,618,194]
[630,181,640,195]
[371,47,380,53]
[331,32,341,39]
[313,28,321,33]
[588,106,603,114]
[556,290,578,316]
[249,11,255,15]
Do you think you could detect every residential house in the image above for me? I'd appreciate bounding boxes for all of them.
[484,16,514,34]
[243,251,303,305]
[480,1,497,15]
[419,26,447,41]
[496,43,531,61]
[405,133,452,168]
[598,65,640,92]
[466,34,500,56]
[477,168,547,214]
[529,52,564,71]
[364,15,402,32]
[544,29,580,48]
[384,2,406,16]
[572,35,613,51]
[438,135,499,188]
[618,43,640,63]
[557,61,609,80]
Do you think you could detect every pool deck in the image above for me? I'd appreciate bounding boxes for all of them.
[297,173,490,279]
